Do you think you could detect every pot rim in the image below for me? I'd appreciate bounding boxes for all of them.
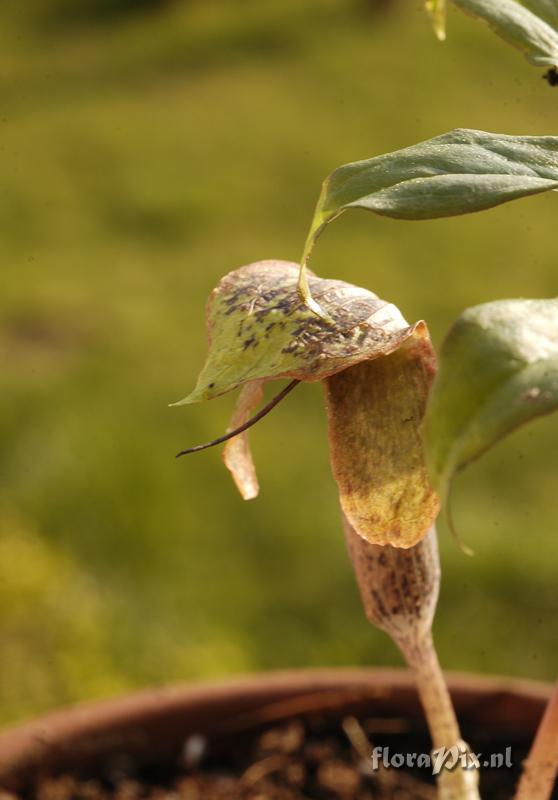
[0,667,551,791]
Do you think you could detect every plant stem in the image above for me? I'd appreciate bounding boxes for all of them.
[406,632,480,800]
[406,633,463,750]
[344,517,481,800]
[514,680,558,800]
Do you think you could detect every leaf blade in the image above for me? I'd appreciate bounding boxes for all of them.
[521,0,558,29]
[346,174,558,220]
[452,0,558,66]
[303,129,558,265]
[424,298,558,500]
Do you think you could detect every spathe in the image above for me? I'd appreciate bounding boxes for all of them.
[177,260,440,548]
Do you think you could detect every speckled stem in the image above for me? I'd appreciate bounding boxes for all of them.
[344,516,481,800]
[514,680,558,800]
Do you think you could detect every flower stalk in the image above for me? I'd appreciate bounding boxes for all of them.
[514,680,558,800]
[344,517,481,800]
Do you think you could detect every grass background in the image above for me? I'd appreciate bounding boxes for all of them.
[0,0,557,725]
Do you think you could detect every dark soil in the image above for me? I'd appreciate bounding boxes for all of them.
[9,712,551,800]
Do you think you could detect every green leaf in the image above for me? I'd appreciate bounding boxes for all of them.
[299,131,558,311]
[452,0,558,66]
[303,130,558,261]
[424,298,558,501]
[174,260,421,404]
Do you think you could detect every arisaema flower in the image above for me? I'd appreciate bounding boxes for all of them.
[174,260,440,549]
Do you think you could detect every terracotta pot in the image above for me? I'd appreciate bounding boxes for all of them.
[0,668,551,793]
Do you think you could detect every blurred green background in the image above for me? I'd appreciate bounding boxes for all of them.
[1,0,557,726]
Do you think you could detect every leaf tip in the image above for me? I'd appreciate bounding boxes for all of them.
[425,0,446,42]
[169,389,206,406]
[169,397,191,408]
[445,481,475,557]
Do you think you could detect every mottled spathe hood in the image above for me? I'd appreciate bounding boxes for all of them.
[174,260,421,403]
[176,260,440,548]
